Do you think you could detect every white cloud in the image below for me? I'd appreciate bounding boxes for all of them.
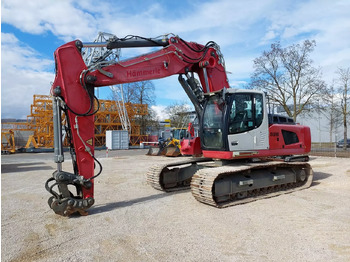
[2,0,350,119]
[1,32,19,44]
[151,105,169,121]
[261,30,277,44]
[225,54,256,84]
[1,33,54,119]
[266,0,350,83]
[151,102,194,121]
[2,0,98,41]
[2,0,274,45]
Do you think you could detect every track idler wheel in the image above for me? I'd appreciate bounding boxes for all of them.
[296,168,307,182]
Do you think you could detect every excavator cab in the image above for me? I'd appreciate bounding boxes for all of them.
[172,128,187,141]
[201,89,269,155]
[201,88,310,161]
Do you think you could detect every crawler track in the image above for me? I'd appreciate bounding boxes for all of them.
[146,158,212,192]
[147,159,313,207]
[191,162,313,207]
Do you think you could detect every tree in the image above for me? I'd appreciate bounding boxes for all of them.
[110,80,157,135]
[140,106,160,135]
[116,81,156,105]
[165,102,192,128]
[127,81,156,135]
[250,40,327,122]
[335,67,350,149]
[321,83,342,142]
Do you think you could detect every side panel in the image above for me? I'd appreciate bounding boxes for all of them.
[269,124,311,152]
[227,118,269,151]
[203,124,311,160]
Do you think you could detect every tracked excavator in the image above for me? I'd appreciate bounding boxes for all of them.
[46,34,313,216]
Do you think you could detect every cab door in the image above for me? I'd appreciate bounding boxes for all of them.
[227,92,269,151]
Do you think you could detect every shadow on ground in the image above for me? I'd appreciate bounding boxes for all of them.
[1,162,54,173]
[85,170,334,215]
[89,190,188,215]
[311,171,332,187]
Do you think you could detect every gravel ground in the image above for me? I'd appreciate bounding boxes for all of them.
[1,150,350,262]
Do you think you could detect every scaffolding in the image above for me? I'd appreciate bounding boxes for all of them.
[27,95,55,147]
[94,99,148,146]
[1,130,16,153]
[1,95,149,149]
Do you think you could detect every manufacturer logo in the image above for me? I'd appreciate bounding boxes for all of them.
[126,67,161,78]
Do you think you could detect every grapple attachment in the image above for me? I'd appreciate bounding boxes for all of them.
[45,170,95,216]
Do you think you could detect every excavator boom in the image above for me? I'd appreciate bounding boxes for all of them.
[46,35,229,215]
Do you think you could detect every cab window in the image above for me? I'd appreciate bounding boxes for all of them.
[228,93,263,134]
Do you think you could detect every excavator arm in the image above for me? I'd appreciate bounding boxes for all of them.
[46,35,229,216]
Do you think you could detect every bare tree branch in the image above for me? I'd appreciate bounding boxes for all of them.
[335,67,350,149]
[250,40,327,122]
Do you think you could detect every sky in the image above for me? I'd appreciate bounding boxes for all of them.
[1,0,350,120]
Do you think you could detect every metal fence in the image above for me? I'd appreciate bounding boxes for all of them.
[310,143,350,158]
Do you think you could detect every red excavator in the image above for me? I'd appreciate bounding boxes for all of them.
[46,34,313,216]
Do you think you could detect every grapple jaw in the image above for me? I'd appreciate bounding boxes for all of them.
[45,170,95,216]
[48,196,95,216]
